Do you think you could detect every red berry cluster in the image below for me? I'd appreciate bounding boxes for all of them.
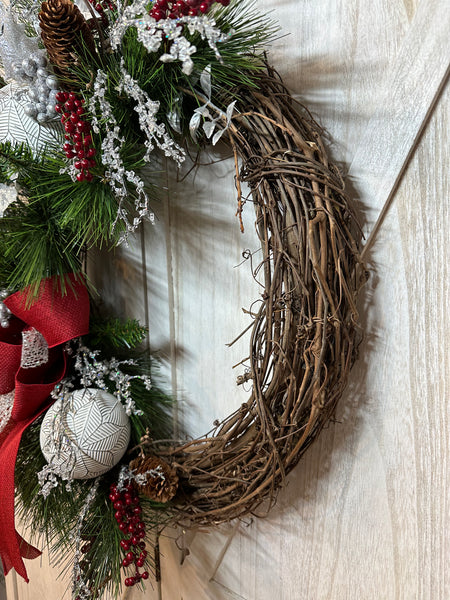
[109,482,149,588]
[55,91,97,183]
[150,0,230,20]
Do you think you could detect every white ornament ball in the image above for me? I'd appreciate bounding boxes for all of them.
[40,388,131,480]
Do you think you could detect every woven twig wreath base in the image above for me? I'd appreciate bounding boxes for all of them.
[152,66,366,525]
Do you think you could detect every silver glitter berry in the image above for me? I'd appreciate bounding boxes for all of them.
[46,75,59,89]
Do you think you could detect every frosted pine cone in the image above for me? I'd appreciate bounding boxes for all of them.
[130,456,179,503]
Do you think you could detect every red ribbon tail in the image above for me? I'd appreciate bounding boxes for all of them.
[1,533,42,583]
[0,418,42,582]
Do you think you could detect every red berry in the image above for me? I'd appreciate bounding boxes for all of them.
[74,99,83,108]
[139,542,146,549]
[63,142,72,151]
[83,135,92,146]
[122,558,130,567]
[85,171,93,182]
[88,159,97,168]
[66,150,75,159]
[68,92,77,101]
[55,91,67,103]
[115,510,124,521]
[188,8,198,14]
[81,158,90,169]
[55,104,62,113]
[120,539,131,550]
[124,578,133,587]
[138,530,146,539]
[76,106,85,116]
[64,100,75,112]
[114,501,124,510]
[87,148,96,158]
[77,149,86,158]
[136,558,144,568]
[95,3,103,11]
[64,122,75,133]
[141,571,149,580]
[70,113,79,123]
[131,535,139,545]
[134,506,142,515]
[76,171,85,182]
[74,160,82,170]
[126,551,135,561]
[151,8,165,19]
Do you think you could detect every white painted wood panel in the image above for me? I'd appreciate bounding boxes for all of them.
[6,0,450,599]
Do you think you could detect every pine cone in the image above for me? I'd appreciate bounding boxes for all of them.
[130,456,179,503]
[39,0,97,82]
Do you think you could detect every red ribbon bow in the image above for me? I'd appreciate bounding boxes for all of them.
[0,274,89,582]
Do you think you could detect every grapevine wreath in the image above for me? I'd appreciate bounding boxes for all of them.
[0,0,366,597]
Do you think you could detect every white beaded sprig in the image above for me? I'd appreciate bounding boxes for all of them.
[87,69,151,240]
[74,343,150,417]
[37,380,76,498]
[71,478,100,600]
[109,0,231,75]
[116,464,165,493]
[117,61,185,165]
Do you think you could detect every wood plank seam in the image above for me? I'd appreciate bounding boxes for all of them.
[345,0,450,244]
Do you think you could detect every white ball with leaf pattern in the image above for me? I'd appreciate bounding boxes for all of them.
[40,388,131,480]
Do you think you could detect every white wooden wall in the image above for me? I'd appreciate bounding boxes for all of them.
[6,0,450,598]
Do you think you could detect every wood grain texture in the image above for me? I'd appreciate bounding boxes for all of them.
[6,1,450,599]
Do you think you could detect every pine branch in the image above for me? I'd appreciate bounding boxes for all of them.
[89,317,148,351]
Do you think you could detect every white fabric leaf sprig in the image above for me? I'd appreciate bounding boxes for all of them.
[189,66,237,145]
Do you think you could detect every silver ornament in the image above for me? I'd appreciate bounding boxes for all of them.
[35,54,48,67]
[36,112,49,123]
[36,67,47,79]
[40,388,131,480]
[22,58,37,77]
[28,88,39,101]
[46,76,59,90]
[46,104,57,117]
[0,302,11,328]
[24,103,38,118]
